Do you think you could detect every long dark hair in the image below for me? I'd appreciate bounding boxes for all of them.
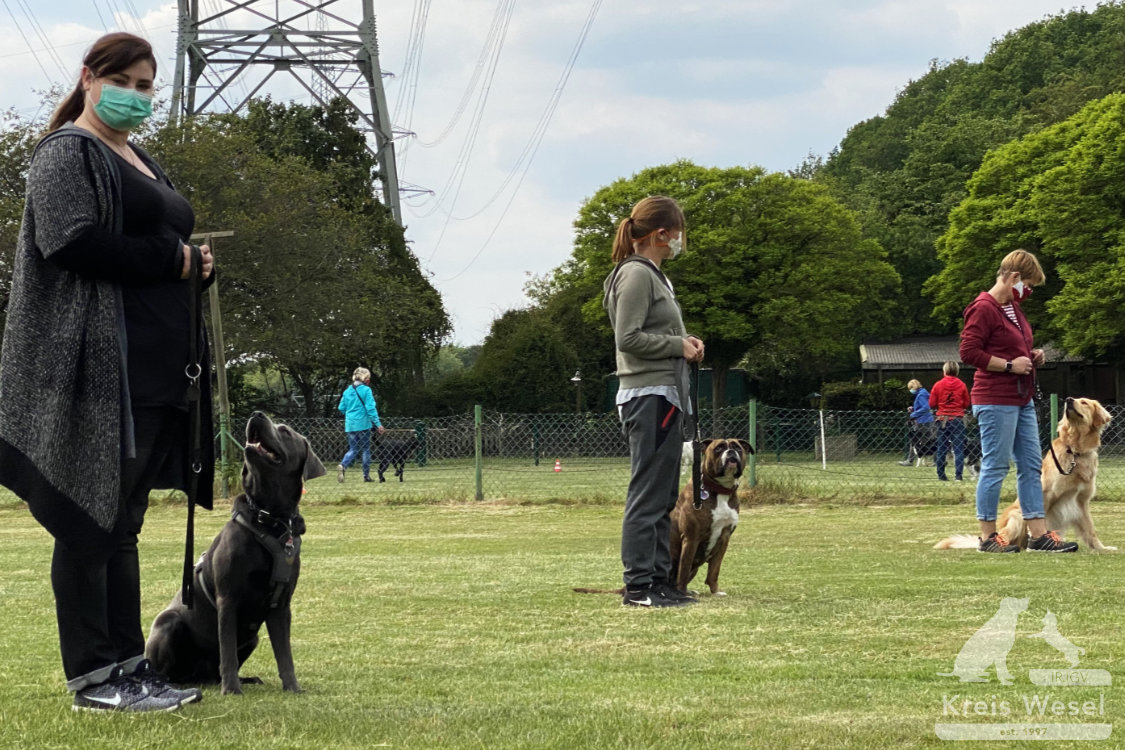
[48,32,157,132]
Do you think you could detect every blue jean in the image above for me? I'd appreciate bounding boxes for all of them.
[935,418,965,480]
[973,402,1044,521]
[341,429,372,478]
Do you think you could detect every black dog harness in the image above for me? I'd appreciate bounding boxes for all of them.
[195,498,302,612]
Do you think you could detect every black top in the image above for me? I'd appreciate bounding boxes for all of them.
[113,148,195,408]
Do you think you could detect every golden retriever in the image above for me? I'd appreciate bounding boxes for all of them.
[934,397,1113,551]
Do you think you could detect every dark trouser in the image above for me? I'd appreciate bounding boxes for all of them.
[52,407,186,691]
[619,395,683,589]
[935,417,966,480]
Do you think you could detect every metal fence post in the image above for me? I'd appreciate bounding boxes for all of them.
[474,404,483,501]
[414,419,427,466]
[1050,392,1059,439]
[533,417,540,466]
[818,409,827,470]
[748,398,757,487]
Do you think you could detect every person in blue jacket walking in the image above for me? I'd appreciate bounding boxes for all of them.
[337,367,385,482]
[898,378,935,466]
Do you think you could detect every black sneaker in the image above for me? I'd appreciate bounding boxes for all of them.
[363,476,374,483]
[129,659,202,709]
[622,585,691,608]
[72,667,181,712]
[1028,530,1079,553]
[978,532,1020,553]
[651,581,698,604]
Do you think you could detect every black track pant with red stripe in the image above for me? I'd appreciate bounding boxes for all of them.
[618,394,683,589]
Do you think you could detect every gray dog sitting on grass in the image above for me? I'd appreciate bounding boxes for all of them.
[145,412,325,694]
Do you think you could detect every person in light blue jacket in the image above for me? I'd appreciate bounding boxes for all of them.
[336,367,385,482]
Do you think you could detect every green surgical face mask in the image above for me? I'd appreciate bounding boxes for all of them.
[94,83,153,131]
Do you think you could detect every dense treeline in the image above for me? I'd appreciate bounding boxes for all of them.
[434,2,1125,411]
[821,2,1125,337]
[4,4,1125,415]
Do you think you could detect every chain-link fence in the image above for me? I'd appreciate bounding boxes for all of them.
[214,398,1125,505]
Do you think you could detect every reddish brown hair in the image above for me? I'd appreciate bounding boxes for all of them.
[611,196,684,263]
[48,32,157,132]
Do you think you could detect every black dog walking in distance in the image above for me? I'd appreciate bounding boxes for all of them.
[145,412,325,695]
[377,437,420,482]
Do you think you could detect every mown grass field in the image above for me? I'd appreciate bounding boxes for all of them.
[2,488,1125,749]
[276,453,1125,506]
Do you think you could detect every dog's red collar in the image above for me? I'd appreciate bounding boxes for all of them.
[699,475,738,503]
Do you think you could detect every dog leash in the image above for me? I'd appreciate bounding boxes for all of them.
[691,361,702,510]
[181,245,204,609]
[1033,371,1076,476]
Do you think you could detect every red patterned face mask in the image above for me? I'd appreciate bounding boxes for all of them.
[1012,281,1033,302]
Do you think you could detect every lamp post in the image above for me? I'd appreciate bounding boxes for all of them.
[570,370,583,415]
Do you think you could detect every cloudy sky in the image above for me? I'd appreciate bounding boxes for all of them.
[0,0,1082,344]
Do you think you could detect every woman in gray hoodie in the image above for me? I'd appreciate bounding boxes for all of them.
[602,196,704,608]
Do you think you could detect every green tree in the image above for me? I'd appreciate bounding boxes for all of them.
[555,161,899,406]
[927,93,1125,359]
[0,108,46,330]
[823,4,1125,336]
[471,309,580,413]
[142,111,450,416]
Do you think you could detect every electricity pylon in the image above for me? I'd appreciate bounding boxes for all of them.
[170,0,403,224]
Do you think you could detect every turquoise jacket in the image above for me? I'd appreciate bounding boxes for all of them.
[338,381,382,432]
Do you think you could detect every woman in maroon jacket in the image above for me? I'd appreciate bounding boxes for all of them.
[929,361,970,481]
[958,250,1076,553]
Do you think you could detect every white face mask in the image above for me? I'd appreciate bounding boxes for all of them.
[667,233,683,258]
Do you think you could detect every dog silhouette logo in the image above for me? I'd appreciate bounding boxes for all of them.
[937,596,1028,685]
[1029,610,1086,668]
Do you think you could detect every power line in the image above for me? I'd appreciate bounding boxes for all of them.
[452,0,603,222]
[90,0,108,30]
[393,0,432,171]
[1,0,56,80]
[415,0,516,258]
[412,0,512,150]
[435,0,603,283]
[16,0,69,74]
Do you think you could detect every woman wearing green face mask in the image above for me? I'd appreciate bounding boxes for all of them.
[0,32,215,712]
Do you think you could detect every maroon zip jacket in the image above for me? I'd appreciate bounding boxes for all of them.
[929,375,971,417]
[959,291,1034,406]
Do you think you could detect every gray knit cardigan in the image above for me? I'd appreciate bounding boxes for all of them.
[0,125,213,553]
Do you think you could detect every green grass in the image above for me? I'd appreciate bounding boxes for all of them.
[280,453,1125,507]
[2,495,1125,748]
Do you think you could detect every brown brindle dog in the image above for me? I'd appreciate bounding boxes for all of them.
[670,438,753,596]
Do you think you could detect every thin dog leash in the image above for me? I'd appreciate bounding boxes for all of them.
[691,361,702,510]
[1032,368,1076,476]
[181,245,204,609]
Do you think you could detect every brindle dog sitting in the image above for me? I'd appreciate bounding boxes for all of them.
[145,411,325,694]
[670,438,753,596]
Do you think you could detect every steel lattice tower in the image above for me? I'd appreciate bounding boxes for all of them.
[171,0,403,224]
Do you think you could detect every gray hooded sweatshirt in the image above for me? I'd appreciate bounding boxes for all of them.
[602,255,694,438]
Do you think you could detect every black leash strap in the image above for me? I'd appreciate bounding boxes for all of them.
[1033,371,1075,476]
[181,245,204,609]
[691,361,702,510]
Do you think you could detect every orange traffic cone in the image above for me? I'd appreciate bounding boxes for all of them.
[554,459,561,473]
